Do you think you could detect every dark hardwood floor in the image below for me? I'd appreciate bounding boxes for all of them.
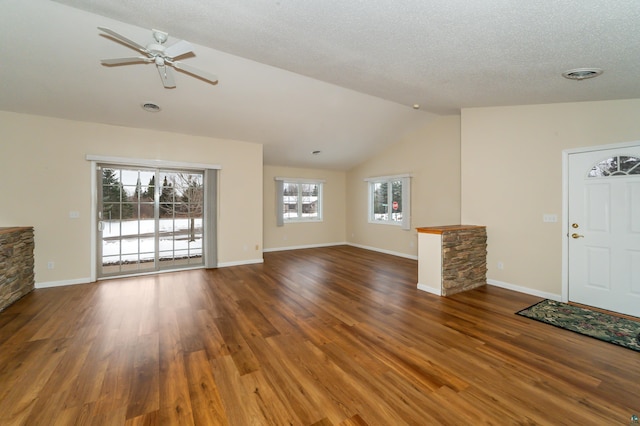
[0,246,638,425]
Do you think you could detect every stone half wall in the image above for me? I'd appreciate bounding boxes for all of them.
[441,227,487,296]
[0,227,35,312]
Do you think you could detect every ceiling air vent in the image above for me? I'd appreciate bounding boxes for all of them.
[562,68,603,80]
[141,102,161,112]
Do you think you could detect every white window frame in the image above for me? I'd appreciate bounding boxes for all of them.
[365,174,411,230]
[275,177,325,225]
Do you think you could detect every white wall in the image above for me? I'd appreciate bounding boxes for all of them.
[346,115,462,258]
[461,98,640,297]
[263,165,347,250]
[0,111,263,286]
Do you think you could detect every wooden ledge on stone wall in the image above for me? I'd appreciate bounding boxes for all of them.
[0,226,34,235]
[416,225,486,235]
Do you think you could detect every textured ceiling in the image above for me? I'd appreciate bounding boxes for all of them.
[2,0,640,169]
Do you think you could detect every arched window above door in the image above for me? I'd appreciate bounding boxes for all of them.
[588,155,640,177]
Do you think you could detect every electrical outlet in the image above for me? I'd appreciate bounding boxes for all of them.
[255,244,259,250]
[497,262,504,270]
[47,261,55,270]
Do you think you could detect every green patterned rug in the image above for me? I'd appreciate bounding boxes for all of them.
[517,299,640,352]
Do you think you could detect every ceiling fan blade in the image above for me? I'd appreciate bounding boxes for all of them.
[157,65,176,88]
[164,40,194,59]
[98,27,149,54]
[172,61,218,85]
[101,57,153,65]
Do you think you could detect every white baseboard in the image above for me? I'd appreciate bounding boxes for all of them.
[263,242,347,253]
[217,258,264,268]
[347,243,418,260]
[36,277,92,289]
[417,283,442,296]
[263,242,417,260]
[487,279,561,301]
[32,262,559,306]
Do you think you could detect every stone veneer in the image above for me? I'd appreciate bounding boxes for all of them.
[440,227,487,296]
[0,227,35,312]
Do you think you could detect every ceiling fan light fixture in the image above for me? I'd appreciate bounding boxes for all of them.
[562,68,603,80]
[141,102,161,112]
[152,29,168,44]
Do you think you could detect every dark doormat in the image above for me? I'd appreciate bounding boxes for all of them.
[517,299,640,352]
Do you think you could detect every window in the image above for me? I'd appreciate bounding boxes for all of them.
[588,155,640,177]
[366,174,411,230]
[275,178,324,225]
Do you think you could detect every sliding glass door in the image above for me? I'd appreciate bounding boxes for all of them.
[97,165,204,277]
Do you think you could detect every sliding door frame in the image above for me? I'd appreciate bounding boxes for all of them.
[88,155,220,282]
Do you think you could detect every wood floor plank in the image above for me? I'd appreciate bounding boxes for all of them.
[214,312,261,376]
[236,299,281,338]
[240,368,303,426]
[210,355,261,425]
[0,245,639,424]
[124,410,160,426]
[158,309,195,425]
[195,309,230,361]
[245,333,327,425]
[184,350,228,425]
[125,332,160,420]
[265,333,357,424]
[0,337,69,424]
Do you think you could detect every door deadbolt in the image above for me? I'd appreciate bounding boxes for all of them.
[572,223,579,229]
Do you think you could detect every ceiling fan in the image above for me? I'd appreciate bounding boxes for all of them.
[98,27,218,88]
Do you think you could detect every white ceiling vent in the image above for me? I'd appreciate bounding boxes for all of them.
[562,68,603,80]
[141,102,161,112]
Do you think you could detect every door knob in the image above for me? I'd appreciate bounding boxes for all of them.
[571,233,584,239]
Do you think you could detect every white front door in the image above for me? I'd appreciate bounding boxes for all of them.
[568,146,640,317]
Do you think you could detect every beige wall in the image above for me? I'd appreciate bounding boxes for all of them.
[0,111,263,285]
[461,99,640,296]
[346,115,462,258]
[7,99,638,296]
[263,165,346,250]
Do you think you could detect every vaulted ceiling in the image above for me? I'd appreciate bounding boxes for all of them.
[2,0,640,169]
